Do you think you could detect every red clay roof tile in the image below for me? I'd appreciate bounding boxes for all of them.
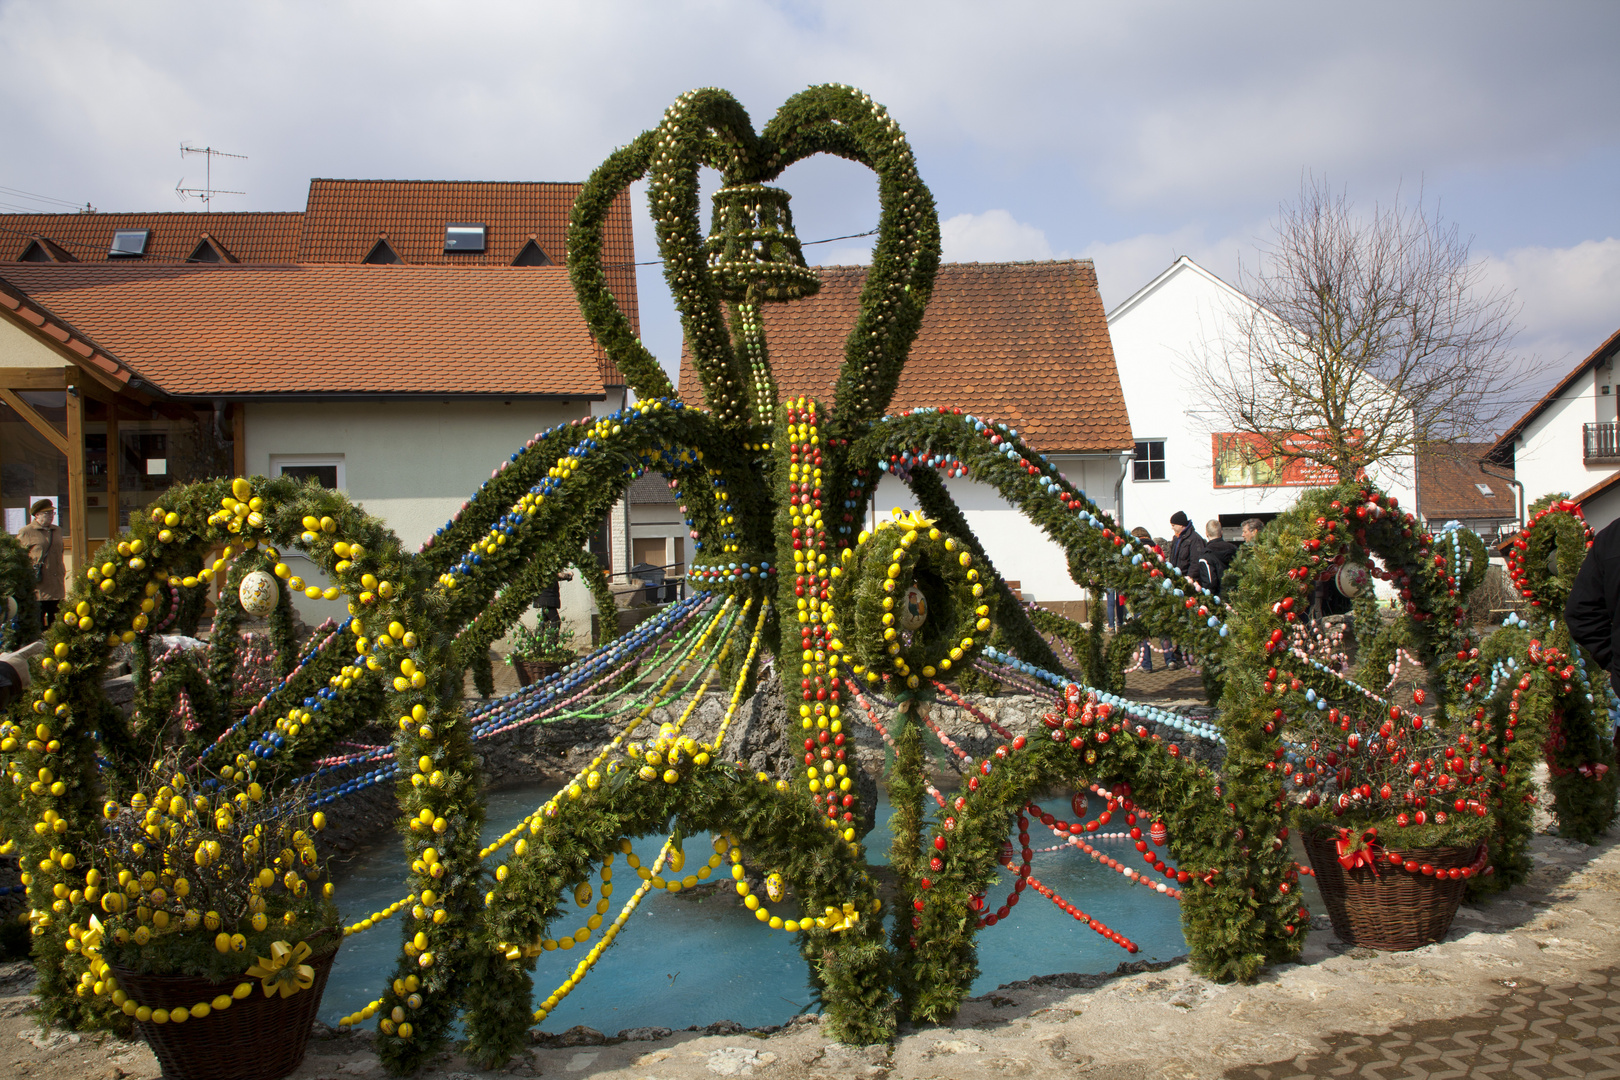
[0,263,607,398]
[1417,443,1516,520]
[679,261,1131,454]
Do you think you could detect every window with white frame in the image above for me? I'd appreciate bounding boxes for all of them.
[271,455,345,491]
[1132,440,1166,482]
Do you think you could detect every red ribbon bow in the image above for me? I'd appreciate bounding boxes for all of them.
[1335,827,1382,875]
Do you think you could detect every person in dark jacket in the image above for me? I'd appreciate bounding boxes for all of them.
[1166,512,1205,668]
[1566,517,1620,727]
[1198,519,1237,597]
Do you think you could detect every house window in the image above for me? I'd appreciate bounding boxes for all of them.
[443,223,486,253]
[108,229,150,258]
[1133,440,1166,482]
[271,455,344,491]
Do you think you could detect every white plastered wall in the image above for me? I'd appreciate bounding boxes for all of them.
[243,396,623,637]
[1109,259,1416,541]
[1512,366,1616,509]
[868,453,1125,605]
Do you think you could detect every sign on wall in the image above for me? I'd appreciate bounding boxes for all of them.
[1212,431,1362,488]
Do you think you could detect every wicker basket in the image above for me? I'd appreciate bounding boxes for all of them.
[1302,832,1473,951]
[512,658,562,687]
[111,939,338,1080]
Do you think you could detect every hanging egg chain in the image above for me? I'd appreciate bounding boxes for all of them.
[530,842,667,1025]
[666,597,754,740]
[1013,865,1140,952]
[481,601,740,870]
[930,679,1014,739]
[1028,791,1186,899]
[626,837,722,893]
[977,649,1225,744]
[727,832,871,933]
[529,852,617,952]
[707,599,772,752]
[342,893,417,938]
[839,674,947,809]
[70,925,264,1027]
[971,813,1032,929]
[466,591,710,725]
[482,606,740,867]
[1064,831,1183,899]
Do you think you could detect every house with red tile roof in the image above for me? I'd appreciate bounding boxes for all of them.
[1413,443,1518,543]
[1107,256,1417,543]
[678,260,1132,615]
[0,180,639,629]
[1486,326,1620,532]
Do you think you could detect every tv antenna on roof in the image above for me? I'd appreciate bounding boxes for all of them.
[176,143,247,207]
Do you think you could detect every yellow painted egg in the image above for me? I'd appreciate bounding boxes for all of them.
[765,872,784,902]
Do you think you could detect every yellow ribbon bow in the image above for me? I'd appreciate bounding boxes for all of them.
[246,939,316,999]
[78,915,105,953]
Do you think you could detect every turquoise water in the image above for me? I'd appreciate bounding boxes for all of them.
[319,784,1205,1034]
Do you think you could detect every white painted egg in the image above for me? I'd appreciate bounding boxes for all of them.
[238,570,280,617]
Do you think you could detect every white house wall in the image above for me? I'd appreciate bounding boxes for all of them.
[1109,259,1416,539]
[1513,366,1613,509]
[243,397,624,634]
[869,454,1124,605]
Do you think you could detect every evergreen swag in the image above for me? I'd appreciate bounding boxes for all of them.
[4,83,1617,1077]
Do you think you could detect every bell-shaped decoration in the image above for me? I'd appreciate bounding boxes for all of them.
[704,184,821,303]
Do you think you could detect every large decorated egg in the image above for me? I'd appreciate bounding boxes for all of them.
[238,569,280,617]
[765,872,784,902]
[1335,561,1371,599]
[899,583,928,631]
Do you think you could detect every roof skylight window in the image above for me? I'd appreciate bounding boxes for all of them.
[1475,483,1495,496]
[108,229,150,257]
[443,223,486,253]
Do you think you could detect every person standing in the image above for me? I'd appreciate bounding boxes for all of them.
[1198,519,1237,597]
[1129,526,1158,670]
[1566,516,1620,756]
[18,499,63,630]
[1166,512,1205,669]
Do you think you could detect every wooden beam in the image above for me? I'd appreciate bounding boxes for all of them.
[232,402,246,478]
[0,368,67,390]
[65,382,86,572]
[0,387,69,455]
[106,407,120,539]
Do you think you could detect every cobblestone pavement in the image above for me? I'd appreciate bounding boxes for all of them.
[1225,966,1620,1080]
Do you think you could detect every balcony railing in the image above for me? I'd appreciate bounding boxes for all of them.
[1584,422,1620,463]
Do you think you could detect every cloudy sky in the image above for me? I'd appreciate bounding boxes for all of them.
[2,0,1616,417]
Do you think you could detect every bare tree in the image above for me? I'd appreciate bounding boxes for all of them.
[1193,177,1527,484]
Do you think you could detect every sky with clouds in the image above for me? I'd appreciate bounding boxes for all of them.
[1,0,1615,421]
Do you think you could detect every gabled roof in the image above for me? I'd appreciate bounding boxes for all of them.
[1416,443,1515,521]
[0,212,303,263]
[0,264,608,398]
[678,261,1130,454]
[1105,254,1256,323]
[1489,326,1620,463]
[1571,468,1620,509]
[3,180,641,386]
[0,276,143,394]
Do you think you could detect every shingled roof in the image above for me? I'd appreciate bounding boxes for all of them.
[1416,443,1515,522]
[2,180,641,386]
[678,261,1129,454]
[0,212,304,264]
[0,263,608,398]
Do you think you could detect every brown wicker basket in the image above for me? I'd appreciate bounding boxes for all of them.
[1302,832,1473,951]
[110,938,338,1080]
[512,658,561,687]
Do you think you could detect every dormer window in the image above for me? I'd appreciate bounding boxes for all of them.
[443,223,486,253]
[512,239,554,266]
[109,229,150,258]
